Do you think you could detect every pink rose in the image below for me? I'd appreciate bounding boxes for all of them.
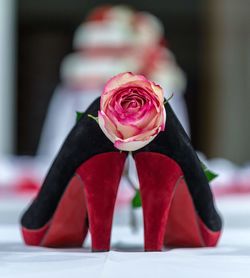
[98,72,166,151]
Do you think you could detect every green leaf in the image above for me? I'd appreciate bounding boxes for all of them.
[201,161,218,182]
[76,111,84,123]
[131,189,142,208]
[87,114,99,123]
[204,169,218,182]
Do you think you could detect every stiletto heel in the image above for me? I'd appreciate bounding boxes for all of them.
[76,152,126,251]
[135,152,183,251]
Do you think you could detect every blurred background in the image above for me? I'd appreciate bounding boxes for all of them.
[15,0,250,162]
[0,0,250,227]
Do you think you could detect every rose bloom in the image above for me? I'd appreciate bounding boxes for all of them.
[98,72,166,151]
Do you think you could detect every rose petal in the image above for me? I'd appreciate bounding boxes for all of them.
[101,81,154,111]
[128,125,160,141]
[104,72,148,93]
[160,107,166,131]
[114,134,157,151]
[150,81,164,103]
[98,111,120,143]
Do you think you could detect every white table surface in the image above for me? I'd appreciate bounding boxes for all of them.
[0,195,250,278]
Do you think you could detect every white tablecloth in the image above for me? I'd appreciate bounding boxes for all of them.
[1,195,250,277]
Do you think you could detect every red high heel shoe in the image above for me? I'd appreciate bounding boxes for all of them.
[133,103,222,251]
[21,98,127,251]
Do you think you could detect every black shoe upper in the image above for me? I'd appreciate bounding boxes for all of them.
[133,102,222,232]
[21,97,127,229]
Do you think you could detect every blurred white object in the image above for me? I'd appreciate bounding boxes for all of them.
[74,5,135,50]
[168,94,190,135]
[127,155,139,191]
[73,21,134,50]
[134,12,164,47]
[60,53,139,89]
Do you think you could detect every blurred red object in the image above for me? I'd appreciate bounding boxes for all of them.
[14,177,40,195]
